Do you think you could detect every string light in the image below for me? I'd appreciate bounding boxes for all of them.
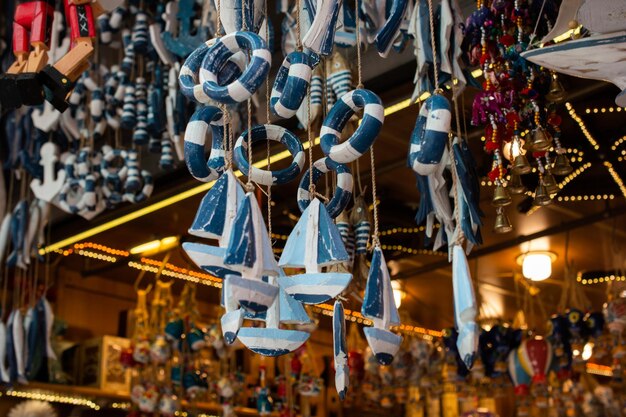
[577,271,626,285]
[4,390,100,410]
[558,162,592,189]
[612,136,626,151]
[566,103,600,150]
[76,250,117,263]
[380,244,447,257]
[586,106,622,115]
[557,194,615,202]
[74,242,129,256]
[604,161,626,199]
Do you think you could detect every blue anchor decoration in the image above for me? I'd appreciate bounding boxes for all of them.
[162,0,210,58]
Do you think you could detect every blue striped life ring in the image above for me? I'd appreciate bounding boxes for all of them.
[270,51,313,119]
[184,106,226,182]
[123,170,154,203]
[234,125,304,185]
[100,146,129,183]
[297,157,353,218]
[409,94,451,175]
[320,89,384,163]
[179,39,245,103]
[200,31,271,105]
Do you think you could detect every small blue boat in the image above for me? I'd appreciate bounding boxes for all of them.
[452,244,478,370]
[182,242,241,279]
[220,276,244,345]
[278,198,352,304]
[362,247,402,365]
[223,192,280,313]
[333,300,348,399]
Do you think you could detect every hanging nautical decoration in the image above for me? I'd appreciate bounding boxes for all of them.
[333,300,349,399]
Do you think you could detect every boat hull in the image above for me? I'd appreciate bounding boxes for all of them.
[364,327,402,366]
[227,275,279,313]
[237,327,310,356]
[277,272,352,304]
[183,242,242,278]
[221,309,244,345]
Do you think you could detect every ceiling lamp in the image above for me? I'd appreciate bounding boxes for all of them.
[130,236,179,256]
[391,280,406,308]
[503,138,526,161]
[516,251,557,282]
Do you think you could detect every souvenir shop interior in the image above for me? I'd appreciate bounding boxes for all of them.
[0,0,625,416]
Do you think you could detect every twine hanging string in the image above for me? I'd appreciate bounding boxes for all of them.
[216,0,222,36]
[355,0,363,89]
[369,147,380,248]
[426,0,440,92]
[265,0,272,239]
[307,84,316,195]
[296,0,302,50]
[449,89,464,245]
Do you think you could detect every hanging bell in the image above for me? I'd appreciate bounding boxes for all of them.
[493,207,513,234]
[508,174,527,195]
[546,76,567,103]
[542,172,560,195]
[512,154,532,175]
[491,183,512,207]
[524,127,553,152]
[533,182,552,206]
[551,153,573,176]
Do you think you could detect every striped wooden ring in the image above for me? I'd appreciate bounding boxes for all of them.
[297,157,353,218]
[409,94,451,175]
[200,31,271,105]
[179,38,245,103]
[270,51,313,119]
[100,146,129,182]
[123,170,154,203]
[184,105,226,182]
[320,89,384,163]
[234,124,305,185]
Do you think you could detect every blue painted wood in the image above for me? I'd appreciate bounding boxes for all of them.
[362,247,400,327]
[234,124,305,185]
[452,245,478,370]
[333,300,349,400]
[276,272,351,305]
[279,286,311,324]
[227,274,279,313]
[297,157,352,218]
[182,242,242,278]
[374,0,408,57]
[363,327,402,365]
[162,0,210,58]
[217,0,265,34]
[7,201,28,269]
[184,105,226,182]
[303,0,342,55]
[409,94,451,176]
[320,89,384,164]
[270,52,313,119]
[237,327,310,356]
[221,309,244,345]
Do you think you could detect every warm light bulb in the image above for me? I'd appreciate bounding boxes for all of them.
[521,252,553,281]
[503,139,525,161]
[582,342,594,361]
[391,280,405,308]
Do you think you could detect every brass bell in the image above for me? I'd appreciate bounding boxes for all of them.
[533,182,552,206]
[546,76,567,103]
[508,174,527,195]
[493,207,513,234]
[524,127,553,152]
[551,153,573,176]
[491,182,512,207]
[512,154,532,175]
[542,172,560,195]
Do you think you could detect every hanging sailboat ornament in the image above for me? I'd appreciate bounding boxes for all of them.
[278,198,352,304]
[223,192,280,313]
[362,247,402,365]
[220,277,245,345]
[237,275,311,356]
[452,245,478,370]
[333,300,349,400]
[303,0,342,56]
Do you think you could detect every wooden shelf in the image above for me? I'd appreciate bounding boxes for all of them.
[5,382,277,416]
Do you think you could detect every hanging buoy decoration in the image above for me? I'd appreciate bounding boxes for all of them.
[183,106,226,182]
[297,157,353,218]
[409,93,452,176]
[270,51,314,119]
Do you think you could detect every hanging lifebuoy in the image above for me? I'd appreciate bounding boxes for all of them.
[184,106,226,182]
[297,157,353,218]
[200,31,271,105]
[234,124,305,185]
[409,94,451,175]
[100,146,129,183]
[179,38,245,103]
[320,89,384,163]
[123,170,154,203]
[270,51,313,119]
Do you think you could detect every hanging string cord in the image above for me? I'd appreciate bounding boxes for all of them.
[450,91,464,245]
[296,0,302,50]
[216,0,222,36]
[529,0,548,46]
[241,0,248,31]
[355,0,363,89]
[307,84,316,194]
[426,0,440,91]
[246,99,254,190]
[265,0,272,239]
[370,146,380,248]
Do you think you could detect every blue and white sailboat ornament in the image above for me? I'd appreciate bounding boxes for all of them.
[220,277,245,345]
[333,300,349,399]
[223,191,280,313]
[237,275,311,356]
[362,246,402,365]
[452,244,478,370]
[278,197,352,304]
[183,169,246,279]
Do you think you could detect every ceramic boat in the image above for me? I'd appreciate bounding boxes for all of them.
[278,198,351,304]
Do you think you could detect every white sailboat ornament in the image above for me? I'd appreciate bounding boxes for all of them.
[361,246,403,366]
[278,197,352,304]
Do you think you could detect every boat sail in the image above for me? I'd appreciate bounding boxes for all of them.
[278,198,352,304]
[237,275,311,356]
[223,192,280,313]
[362,246,402,365]
[183,169,245,279]
[333,300,349,400]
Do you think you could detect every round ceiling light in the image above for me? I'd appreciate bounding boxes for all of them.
[516,251,557,282]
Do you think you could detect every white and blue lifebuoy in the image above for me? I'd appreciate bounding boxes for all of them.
[100,146,129,183]
[234,124,304,186]
[123,170,154,203]
[179,39,244,104]
[184,105,226,182]
[320,89,384,163]
[297,157,353,218]
[409,94,451,175]
[200,31,271,105]
[270,51,313,119]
